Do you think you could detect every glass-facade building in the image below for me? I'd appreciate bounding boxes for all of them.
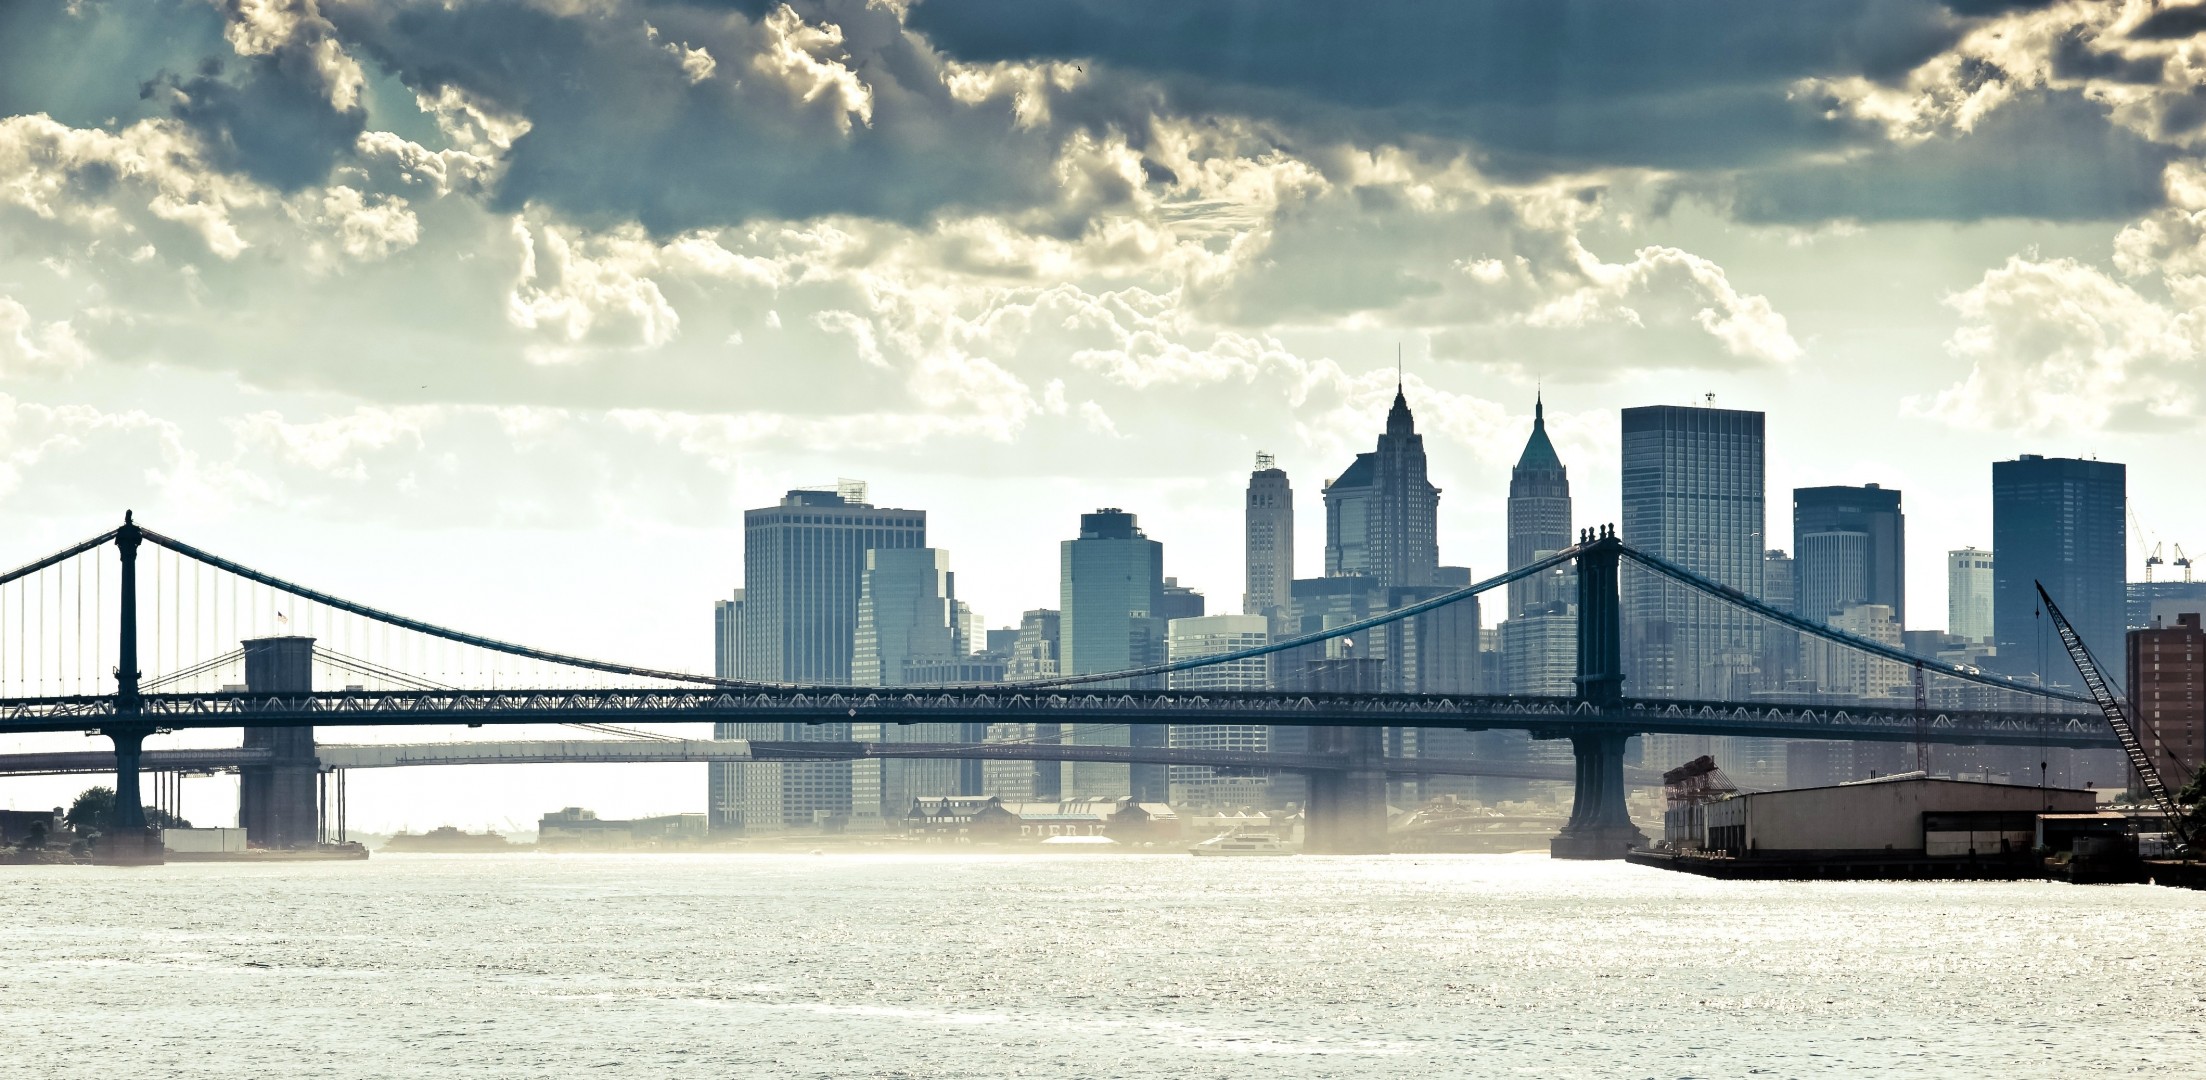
[1060,509,1167,800]
[1620,405,1767,700]
[1991,455,2125,690]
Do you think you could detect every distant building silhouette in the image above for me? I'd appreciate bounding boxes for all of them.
[1166,613,1276,808]
[1507,394,1572,619]
[851,547,974,824]
[708,589,747,831]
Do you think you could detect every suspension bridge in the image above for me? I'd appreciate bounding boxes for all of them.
[0,515,2111,860]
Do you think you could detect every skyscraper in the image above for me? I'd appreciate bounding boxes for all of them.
[726,484,926,832]
[1791,484,1905,625]
[1992,455,2125,688]
[1507,394,1572,619]
[1620,404,1767,700]
[708,590,747,831]
[743,484,927,684]
[1324,386,1440,590]
[850,548,966,823]
[1244,453,1295,633]
[1060,509,1167,800]
[1166,613,1275,808]
[1948,548,1993,644]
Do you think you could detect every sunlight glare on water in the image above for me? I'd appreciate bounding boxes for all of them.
[3,853,2201,1078]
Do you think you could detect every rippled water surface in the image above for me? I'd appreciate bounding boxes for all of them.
[3,853,2201,1078]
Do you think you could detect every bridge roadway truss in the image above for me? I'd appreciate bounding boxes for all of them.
[0,689,2111,748]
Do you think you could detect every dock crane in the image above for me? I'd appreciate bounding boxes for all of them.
[2035,581,2193,850]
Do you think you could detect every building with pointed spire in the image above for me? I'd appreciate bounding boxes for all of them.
[1507,393,1572,620]
[1323,385,1440,590]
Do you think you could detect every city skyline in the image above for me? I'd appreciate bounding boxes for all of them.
[6,0,2206,834]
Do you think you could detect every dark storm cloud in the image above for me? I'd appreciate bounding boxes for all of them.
[326,0,1070,233]
[154,57,369,192]
[2130,3,2206,42]
[906,0,1962,170]
[1729,92,2175,224]
[2050,29,2165,86]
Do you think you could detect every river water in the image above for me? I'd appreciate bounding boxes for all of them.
[3,853,2200,1078]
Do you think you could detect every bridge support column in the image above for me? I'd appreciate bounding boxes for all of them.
[240,636,319,848]
[1303,726,1388,854]
[1549,730,1645,860]
[98,726,162,864]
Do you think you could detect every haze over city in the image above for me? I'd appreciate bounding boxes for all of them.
[2,2,2204,1076]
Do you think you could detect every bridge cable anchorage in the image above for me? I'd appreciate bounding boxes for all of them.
[1617,544,2095,708]
[1002,544,1587,689]
[2036,580,2193,848]
[133,524,766,690]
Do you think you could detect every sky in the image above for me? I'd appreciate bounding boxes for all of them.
[1,0,2203,829]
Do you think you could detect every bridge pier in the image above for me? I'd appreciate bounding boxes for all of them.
[239,636,319,848]
[1549,730,1646,859]
[1303,725,1389,854]
[98,726,162,864]
[1551,527,1644,859]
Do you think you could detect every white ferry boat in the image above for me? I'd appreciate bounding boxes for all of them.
[1189,831,1294,856]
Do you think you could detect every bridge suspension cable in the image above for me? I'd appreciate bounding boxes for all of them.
[136,525,749,690]
[1617,544,2093,707]
[1003,545,1584,689]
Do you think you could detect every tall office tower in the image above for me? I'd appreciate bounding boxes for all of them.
[732,484,926,832]
[1324,385,1441,589]
[1792,485,1905,625]
[1621,404,1767,702]
[1948,548,1994,643]
[1507,394,1572,618]
[1166,614,1274,808]
[1007,609,1062,679]
[850,548,964,825]
[1061,509,1167,800]
[2129,613,2206,790]
[1623,405,1765,778]
[708,591,747,831]
[1244,453,1295,633]
[1762,550,1795,614]
[1992,455,2126,688]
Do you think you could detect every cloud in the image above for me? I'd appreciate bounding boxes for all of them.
[1729,91,2176,223]
[1913,255,2201,432]
[0,297,94,376]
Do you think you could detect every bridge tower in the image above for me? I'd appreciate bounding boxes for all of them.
[239,637,320,848]
[1551,526,1648,859]
[98,513,162,864]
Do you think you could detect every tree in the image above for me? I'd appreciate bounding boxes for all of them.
[63,785,191,833]
[65,786,114,832]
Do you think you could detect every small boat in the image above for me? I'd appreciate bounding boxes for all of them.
[1189,831,1294,856]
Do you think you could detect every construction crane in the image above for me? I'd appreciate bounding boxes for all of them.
[2144,542,2164,582]
[2175,544,2194,583]
[2034,581,2193,849]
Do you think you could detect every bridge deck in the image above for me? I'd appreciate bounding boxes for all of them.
[0,689,2116,748]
